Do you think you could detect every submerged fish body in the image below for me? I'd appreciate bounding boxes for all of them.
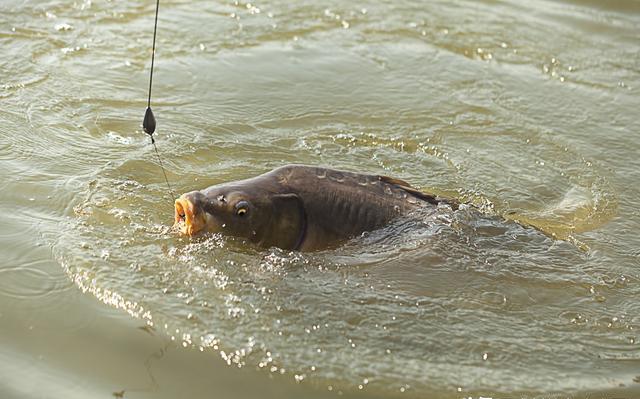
[174,165,453,251]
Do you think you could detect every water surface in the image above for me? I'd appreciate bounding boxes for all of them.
[1,0,639,398]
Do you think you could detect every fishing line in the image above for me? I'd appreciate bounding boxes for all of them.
[142,0,175,201]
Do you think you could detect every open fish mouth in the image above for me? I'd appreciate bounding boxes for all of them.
[174,197,203,236]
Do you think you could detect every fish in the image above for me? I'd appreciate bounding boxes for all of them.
[174,165,455,251]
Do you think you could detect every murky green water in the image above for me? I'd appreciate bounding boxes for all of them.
[2,0,639,398]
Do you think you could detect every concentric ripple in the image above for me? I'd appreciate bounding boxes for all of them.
[53,147,632,396]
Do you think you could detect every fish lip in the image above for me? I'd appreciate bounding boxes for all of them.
[174,196,198,236]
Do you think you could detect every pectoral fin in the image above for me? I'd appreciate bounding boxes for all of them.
[267,193,307,250]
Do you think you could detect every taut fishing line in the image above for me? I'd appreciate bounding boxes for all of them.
[142,0,175,201]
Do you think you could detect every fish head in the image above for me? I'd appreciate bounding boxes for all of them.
[174,184,305,249]
[174,189,257,238]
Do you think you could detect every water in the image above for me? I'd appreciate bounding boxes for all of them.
[1,0,639,398]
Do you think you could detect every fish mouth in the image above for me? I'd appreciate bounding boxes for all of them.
[174,196,205,236]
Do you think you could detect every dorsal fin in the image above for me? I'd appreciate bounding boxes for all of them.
[378,175,459,209]
[378,175,413,187]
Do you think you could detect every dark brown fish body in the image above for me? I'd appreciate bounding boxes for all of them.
[174,165,450,251]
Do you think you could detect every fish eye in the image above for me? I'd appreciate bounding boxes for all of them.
[234,200,249,217]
